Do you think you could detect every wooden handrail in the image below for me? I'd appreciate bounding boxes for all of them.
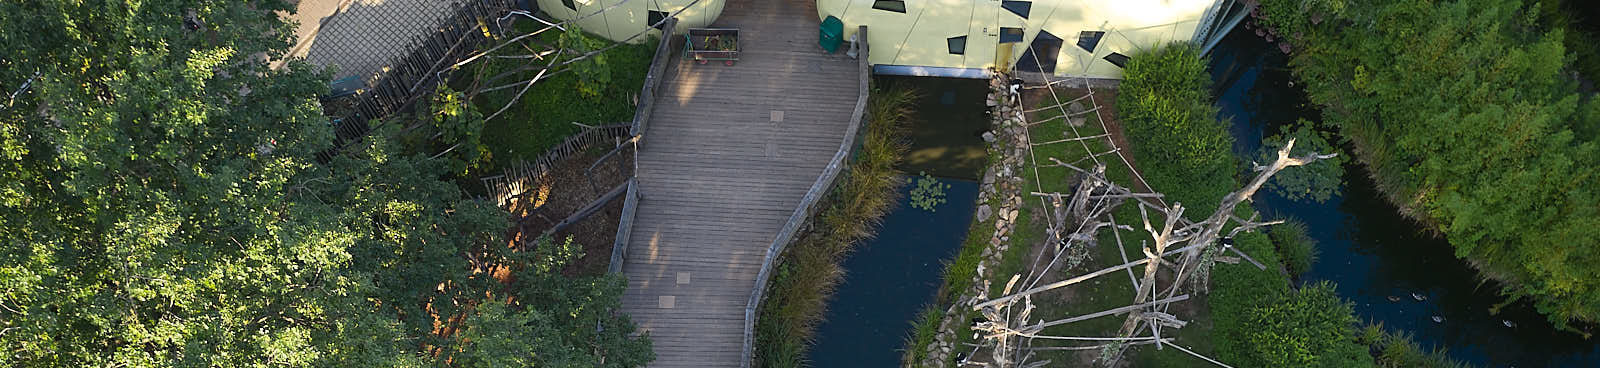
[740,26,870,368]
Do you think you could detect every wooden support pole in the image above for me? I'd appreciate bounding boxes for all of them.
[1022,93,1095,113]
[1025,338,1171,352]
[538,180,629,238]
[973,242,1204,310]
[1031,133,1113,146]
[1008,294,1189,335]
[1169,342,1234,368]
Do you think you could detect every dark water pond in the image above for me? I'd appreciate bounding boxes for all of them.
[807,177,979,367]
[1209,27,1600,367]
[877,76,991,180]
[808,76,989,366]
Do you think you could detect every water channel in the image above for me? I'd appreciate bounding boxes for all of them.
[808,76,988,366]
[1208,26,1600,367]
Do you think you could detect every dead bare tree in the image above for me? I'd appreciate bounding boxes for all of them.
[963,70,1336,368]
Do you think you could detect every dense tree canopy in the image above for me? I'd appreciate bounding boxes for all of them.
[1256,0,1600,327]
[0,0,650,366]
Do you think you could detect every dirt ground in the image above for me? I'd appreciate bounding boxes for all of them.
[504,145,634,276]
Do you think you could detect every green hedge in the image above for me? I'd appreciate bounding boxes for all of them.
[1256,0,1600,327]
[1117,42,1237,218]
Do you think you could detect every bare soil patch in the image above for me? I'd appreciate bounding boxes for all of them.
[503,145,634,276]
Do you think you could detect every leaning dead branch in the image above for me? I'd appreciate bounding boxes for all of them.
[968,69,1335,368]
[1102,138,1336,365]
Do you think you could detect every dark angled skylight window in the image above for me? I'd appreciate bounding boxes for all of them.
[1001,1,1031,18]
[649,10,667,29]
[1077,31,1105,52]
[562,0,576,10]
[999,27,1024,43]
[872,0,906,13]
[948,36,967,55]
[1104,52,1130,68]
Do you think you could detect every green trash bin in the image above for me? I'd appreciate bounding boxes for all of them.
[819,16,844,53]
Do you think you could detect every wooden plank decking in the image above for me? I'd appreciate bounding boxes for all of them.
[618,0,861,366]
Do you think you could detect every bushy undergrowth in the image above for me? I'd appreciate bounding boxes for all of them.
[1117,42,1237,218]
[1357,323,1473,368]
[754,87,915,368]
[1269,219,1319,278]
[1211,230,1375,368]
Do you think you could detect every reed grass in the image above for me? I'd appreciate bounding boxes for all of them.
[753,87,917,368]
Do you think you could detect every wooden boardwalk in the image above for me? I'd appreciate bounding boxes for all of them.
[618,0,861,366]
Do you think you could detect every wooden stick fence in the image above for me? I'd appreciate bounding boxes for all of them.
[480,123,633,206]
[318,0,517,162]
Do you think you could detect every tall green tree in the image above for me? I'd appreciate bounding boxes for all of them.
[0,1,651,366]
[1256,0,1600,327]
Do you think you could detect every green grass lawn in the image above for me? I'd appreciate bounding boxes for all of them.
[455,23,657,173]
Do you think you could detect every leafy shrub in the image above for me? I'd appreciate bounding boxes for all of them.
[426,85,489,173]
[1211,231,1292,366]
[559,26,612,97]
[1242,282,1374,368]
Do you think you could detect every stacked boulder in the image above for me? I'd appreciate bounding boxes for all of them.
[919,73,1032,368]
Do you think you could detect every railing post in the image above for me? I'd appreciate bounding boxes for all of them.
[630,17,679,149]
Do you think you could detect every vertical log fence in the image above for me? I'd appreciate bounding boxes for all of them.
[317,0,518,161]
[479,123,633,206]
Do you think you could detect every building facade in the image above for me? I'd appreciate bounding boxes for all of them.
[819,0,1215,79]
[541,0,1230,80]
[531,0,724,41]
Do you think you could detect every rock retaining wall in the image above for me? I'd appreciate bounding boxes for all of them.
[919,73,1031,367]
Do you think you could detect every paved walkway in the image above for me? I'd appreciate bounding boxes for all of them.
[279,0,455,80]
[618,0,860,365]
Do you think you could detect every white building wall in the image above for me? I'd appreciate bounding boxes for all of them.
[536,0,724,43]
[821,0,1215,79]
